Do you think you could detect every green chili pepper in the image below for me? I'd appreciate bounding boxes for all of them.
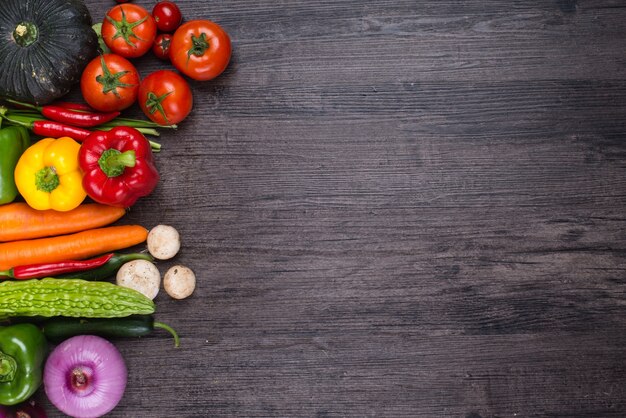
[0,126,30,205]
[41,315,180,347]
[0,324,47,405]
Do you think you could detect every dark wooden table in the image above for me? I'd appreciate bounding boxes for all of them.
[43,0,626,416]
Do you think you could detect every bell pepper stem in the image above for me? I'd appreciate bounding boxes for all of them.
[98,149,136,178]
[0,352,17,382]
[35,166,60,193]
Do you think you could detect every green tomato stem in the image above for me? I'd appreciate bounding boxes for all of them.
[96,55,136,98]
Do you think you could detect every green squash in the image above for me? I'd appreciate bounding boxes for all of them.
[0,0,98,104]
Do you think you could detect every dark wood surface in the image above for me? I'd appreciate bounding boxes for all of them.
[42,0,626,416]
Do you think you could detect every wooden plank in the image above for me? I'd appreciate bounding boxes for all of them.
[33,0,626,416]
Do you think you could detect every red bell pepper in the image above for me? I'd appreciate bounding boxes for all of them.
[78,127,159,207]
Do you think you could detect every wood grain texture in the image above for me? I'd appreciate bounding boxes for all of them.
[37,0,626,416]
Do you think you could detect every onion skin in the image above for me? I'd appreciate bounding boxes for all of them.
[44,335,127,418]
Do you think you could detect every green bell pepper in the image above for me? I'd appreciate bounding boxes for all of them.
[0,125,30,205]
[0,324,47,405]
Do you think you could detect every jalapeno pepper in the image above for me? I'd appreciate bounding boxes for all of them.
[41,315,179,347]
[0,324,47,405]
[0,126,30,205]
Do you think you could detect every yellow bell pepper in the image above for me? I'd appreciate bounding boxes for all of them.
[14,137,86,211]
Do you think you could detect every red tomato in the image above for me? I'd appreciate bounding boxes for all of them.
[152,34,172,60]
[138,70,193,125]
[170,20,231,81]
[152,1,182,33]
[80,54,140,112]
[102,4,156,58]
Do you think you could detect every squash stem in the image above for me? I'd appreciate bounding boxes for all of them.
[13,22,39,47]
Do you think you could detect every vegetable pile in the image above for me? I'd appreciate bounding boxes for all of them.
[0,0,230,415]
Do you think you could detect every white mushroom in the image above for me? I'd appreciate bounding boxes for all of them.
[116,260,161,300]
[147,225,181,260]
[163,265,195,300]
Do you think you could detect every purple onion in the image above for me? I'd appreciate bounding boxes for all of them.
[44,335,127,418]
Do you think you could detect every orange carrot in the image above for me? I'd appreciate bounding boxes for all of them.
[0,203,126,242]
[0,225,148,270]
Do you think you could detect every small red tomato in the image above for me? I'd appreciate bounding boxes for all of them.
[102,4,156,58]
[81,54,140,112]
[170,20,231,81]
[139,70,193,125]
[153,1,182,32]
[152,34,172,60]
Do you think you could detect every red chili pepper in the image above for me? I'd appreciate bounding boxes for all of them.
[0,253,114,280]
[32,120,92,141]
[41,106,120,128]
[5,98,119,127]
[0,114,92,141]
[78,127,159,207]
[53,102,94,112]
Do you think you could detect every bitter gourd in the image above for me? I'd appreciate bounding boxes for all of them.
[0,278,155,318]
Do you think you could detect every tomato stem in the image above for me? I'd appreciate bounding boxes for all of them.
[187,32,209,63]
[107,5,148,48]
[144,91,173,125]
[95,55,136,98]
